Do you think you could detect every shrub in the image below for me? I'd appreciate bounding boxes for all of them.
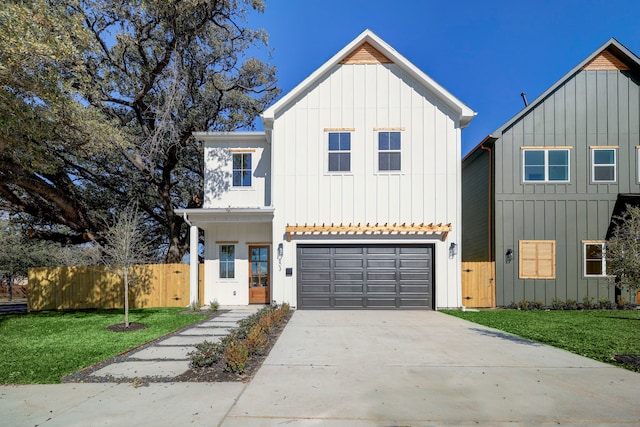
[598,296,615,310]
[190,300,200,312]
[617,296,629,310]
[209,299,219,312]
[258,312,274,331]
[551,298,565,310]
[565,298,578,310]
[516,299,530,310]
[530,301,544,310]
[581,296,595,310]
[245,324,268,355]
[224,340,249,373]
[189,340,224,368]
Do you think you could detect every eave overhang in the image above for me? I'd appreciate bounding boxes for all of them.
[176,207,275,225]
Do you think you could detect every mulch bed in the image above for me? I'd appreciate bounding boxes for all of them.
[174,311,292,382]
[612,354,640,371]
[106,322,148,332]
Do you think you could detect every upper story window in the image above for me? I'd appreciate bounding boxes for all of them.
[583,241,606,277]
[328,132,351,172]
[591,148,616,183]
[378,131,401,171]
[232,153,252,187]
[522,148,569,182]
[219,245,235,279]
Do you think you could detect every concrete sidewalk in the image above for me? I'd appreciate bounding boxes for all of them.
[1,310,640,426]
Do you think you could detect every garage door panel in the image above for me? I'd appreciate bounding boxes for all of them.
[366,284,397,293]
[297,244,433,309]
[334,284,364,293]
[335,259,364,268]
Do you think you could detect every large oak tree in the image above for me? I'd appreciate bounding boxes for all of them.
[0,0,279,262]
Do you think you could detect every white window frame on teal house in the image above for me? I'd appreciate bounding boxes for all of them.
[583,241,606,277]
[327,130,352,172]
[377,128,403,172]
[219,244,236,279]
[522,147,571,183]
[590,147,617,183]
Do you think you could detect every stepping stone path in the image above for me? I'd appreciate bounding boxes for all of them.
[88,307,262,382]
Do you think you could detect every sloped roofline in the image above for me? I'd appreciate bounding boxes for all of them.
[492,37,640,137]
[261,29,476,129]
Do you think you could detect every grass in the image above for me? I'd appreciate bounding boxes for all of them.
[443,309,640,370]
[0,308,207,384]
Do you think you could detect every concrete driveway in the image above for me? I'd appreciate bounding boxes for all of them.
[1,310,639,426]
[225,310,640,426]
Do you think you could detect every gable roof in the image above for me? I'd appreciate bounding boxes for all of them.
[261,29,476,129]
[492,37,640,137]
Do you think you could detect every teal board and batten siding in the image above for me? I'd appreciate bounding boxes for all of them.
[461,148,491,262]
[494,68,640,306]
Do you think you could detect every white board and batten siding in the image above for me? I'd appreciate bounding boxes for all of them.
[269,60,464,309]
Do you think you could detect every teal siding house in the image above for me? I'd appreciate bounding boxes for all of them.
[462,38,640,306]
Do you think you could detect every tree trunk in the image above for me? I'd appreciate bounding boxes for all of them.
[8,275,13,302]
[123,268,129,328]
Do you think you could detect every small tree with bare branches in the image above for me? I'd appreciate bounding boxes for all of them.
[99,202,153,327]
[605,204,640,302]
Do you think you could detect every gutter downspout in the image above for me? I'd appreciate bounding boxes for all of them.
[182,213,199,307]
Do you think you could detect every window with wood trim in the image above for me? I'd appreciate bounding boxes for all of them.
[232,153,252,187]
[584,242,606,277]
[519,240,556,279]
[378,131,401,171]
[522,149,569,182]
[219,245,235,278]
[591,148,616,182]
[328,132,351,172]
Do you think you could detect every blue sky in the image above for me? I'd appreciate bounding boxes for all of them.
[250,0,640,155]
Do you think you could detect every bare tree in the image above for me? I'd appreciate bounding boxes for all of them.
[99,202,153,327]
[605,204,640,301]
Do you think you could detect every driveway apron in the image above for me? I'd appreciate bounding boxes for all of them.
[224,310,640,426]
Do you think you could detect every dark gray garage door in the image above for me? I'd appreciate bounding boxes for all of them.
[297,244,434,309]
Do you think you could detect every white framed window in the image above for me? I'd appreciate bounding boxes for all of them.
[378,131,401,171]
[219,245,235,278]
[328,132,351,172]
[232,153,252,187]
[591,148,616,183]
[583,241,606,277]
[522,148,570,182]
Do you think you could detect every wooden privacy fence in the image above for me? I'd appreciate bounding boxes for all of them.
[461,261,496,308]
[28,264,204,311]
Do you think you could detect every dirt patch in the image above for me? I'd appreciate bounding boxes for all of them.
[613,354,640,371]
[106,322,148,332]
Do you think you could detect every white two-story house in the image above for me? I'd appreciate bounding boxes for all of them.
[178,29,475,309]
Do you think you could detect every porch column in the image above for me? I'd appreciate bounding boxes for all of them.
[189,224,199,306]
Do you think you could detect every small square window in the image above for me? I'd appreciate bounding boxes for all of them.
[220,245,235,278]
[378,131,401,171]
[592,148,616,183]
[232,153,252,187]
[328,132,351,172]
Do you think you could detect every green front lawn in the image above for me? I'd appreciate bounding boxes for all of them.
[443,309,640,370]
[0,308,207,384]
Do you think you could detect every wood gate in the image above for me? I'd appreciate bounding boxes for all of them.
[461,262,496,308]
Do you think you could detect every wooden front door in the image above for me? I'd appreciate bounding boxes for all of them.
[249,246,270,304]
